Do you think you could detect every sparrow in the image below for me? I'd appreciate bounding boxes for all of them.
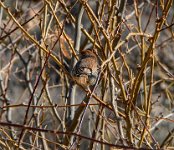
[72,50,99,87]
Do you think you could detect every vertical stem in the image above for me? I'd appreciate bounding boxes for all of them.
[138,52,154,147]
[66,4,84,123]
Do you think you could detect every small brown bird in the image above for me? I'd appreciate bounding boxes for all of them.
[72,50,99,87]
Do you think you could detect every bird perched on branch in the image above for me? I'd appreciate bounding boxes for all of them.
[72,50,99,87]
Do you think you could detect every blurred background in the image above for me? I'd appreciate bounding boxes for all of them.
[0,0,174,149]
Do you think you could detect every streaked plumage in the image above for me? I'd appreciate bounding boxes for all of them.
[72,50,99,87]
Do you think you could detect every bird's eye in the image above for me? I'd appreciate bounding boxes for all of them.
[79,67,84,71]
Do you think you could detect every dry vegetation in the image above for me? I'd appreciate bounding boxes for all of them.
[0,0,174,149]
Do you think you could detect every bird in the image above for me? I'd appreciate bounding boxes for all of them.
[72,49,99,87]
